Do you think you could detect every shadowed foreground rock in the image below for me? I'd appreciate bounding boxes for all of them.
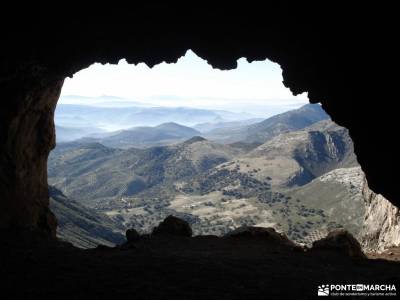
[311,229,366,259]
[126,228,140,243]
[225,226,299,248]
[1,228,399,299]
[152,215,193,237]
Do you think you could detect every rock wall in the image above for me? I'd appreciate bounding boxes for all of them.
[0,74,63,236]
[360,178,400,252]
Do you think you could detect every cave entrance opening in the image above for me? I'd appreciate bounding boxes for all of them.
[48,49,366,249]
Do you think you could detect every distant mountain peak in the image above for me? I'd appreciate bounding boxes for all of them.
[156,122,189,129]
[298,103,326,113]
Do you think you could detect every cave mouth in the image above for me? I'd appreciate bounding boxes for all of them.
[46,50,371,250]
[1,4,397,254]
[2,6,399,297]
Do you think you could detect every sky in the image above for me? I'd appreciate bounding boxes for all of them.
[60,50,309,116]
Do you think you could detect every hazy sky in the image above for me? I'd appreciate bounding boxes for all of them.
[60,50,308,116]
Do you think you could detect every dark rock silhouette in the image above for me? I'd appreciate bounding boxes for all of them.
[126,228,140,243]
[311,229,366,259]
[1,228,399,298]
[225,226,299,248]
[152,215,193,237]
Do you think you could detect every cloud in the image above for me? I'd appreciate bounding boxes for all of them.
[60,49,309,115]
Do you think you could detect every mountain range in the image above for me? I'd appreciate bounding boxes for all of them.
[56,103,329,148]
[77,122,201,149]
[202,103,329,143]
[48,103,374,247]
[55,103,256,141]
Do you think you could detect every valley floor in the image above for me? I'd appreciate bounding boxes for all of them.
[2,233,400,299]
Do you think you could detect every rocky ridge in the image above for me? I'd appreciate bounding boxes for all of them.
[360,178,400,252]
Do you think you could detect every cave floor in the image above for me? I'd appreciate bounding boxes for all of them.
[1,235,400,299]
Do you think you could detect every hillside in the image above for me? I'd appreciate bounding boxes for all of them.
[285,167,366,244]
[168,167,367,244]
[49,186,126,248]
[78,122,201,149]
[48,137,243,208]
[211,120,357,188]
[165,120,360,241]
[193,118,263,133]
[204,104,329,143]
